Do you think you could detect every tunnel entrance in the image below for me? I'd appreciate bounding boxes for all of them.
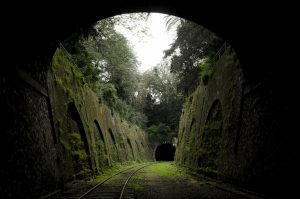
[155,144,176,161]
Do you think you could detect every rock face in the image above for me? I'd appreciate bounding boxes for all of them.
[175,46,289,197]
[48,48,153,182]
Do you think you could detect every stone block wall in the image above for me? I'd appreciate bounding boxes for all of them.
[175,47,289,197]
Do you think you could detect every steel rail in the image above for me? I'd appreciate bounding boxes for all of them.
[78,163,152,199]
[118,163,153,199]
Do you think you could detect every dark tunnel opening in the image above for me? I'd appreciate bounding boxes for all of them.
[155,144,176,161]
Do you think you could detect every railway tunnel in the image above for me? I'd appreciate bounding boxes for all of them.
[155,144,176,161]
[1,2,293,199]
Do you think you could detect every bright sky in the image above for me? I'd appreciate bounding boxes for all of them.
[115,13,178,73]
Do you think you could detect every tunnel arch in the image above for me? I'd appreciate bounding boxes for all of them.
[52,7,237,182]
[11,2,258,93]
[0,2,292,199]
[155,143,176,161]
[46,8,245,79]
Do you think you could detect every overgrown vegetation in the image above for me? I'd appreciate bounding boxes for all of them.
[198,58,213,85]
[132,162,186,181]
[62,14,148,128]
[56,12,223,143]
[147,123,176,143]
[164,17,223,95]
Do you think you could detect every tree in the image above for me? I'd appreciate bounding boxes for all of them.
[147,123,174,143]
[137,62,183,134]
[60,14,149,128]
[164,19,223,95]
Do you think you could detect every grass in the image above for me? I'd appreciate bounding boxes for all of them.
[130,181,144,191]
[142,162,186,178]
[90,161,148,183]
[129,162,189,191]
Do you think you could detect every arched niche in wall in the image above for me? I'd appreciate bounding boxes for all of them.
[67,102,93,175]
[127,137,135,159]
[178,127,185,145]
[94,120,105,143]
[189,118,196,138]
[108,128,116,146]
[135,140,140,151]
[94,120,109,166]
[108,128,119,161]
[198,99,223,169]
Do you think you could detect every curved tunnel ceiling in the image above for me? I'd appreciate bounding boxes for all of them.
[4,1,285,83]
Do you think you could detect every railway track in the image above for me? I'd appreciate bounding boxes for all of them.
[61,163,152,199]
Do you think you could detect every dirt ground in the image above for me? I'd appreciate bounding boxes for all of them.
[127,162,267,199]
[59,162,269,199]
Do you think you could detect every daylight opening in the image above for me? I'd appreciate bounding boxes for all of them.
[49,11,229,178]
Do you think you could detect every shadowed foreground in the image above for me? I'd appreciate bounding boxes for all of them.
[129,162,267,199]
[61,162,268,199]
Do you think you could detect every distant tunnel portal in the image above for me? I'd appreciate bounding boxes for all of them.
[155,144,176,161]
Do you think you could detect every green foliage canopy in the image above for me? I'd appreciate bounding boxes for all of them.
[164,19,223,95]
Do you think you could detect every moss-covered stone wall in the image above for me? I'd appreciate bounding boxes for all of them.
[175,46,288,197]
[48,48,153,183]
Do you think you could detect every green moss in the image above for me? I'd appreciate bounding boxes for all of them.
[63,87,74,98]
[92,162,142,182]
[130,182,144,191]
[87,124,93,135]
[145,162,185,178]
[64,75,71,83]
[51,46,153,181]
[57,118,63,127]
[71,65,85,81]
[60,139,71,151]
[224,49,237,67]
[204,121,222,132]
[75,168,91,179]
[51,48,64,69]
[182,94,194,111]
[53,75,63,86]
[198,58,213,85]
